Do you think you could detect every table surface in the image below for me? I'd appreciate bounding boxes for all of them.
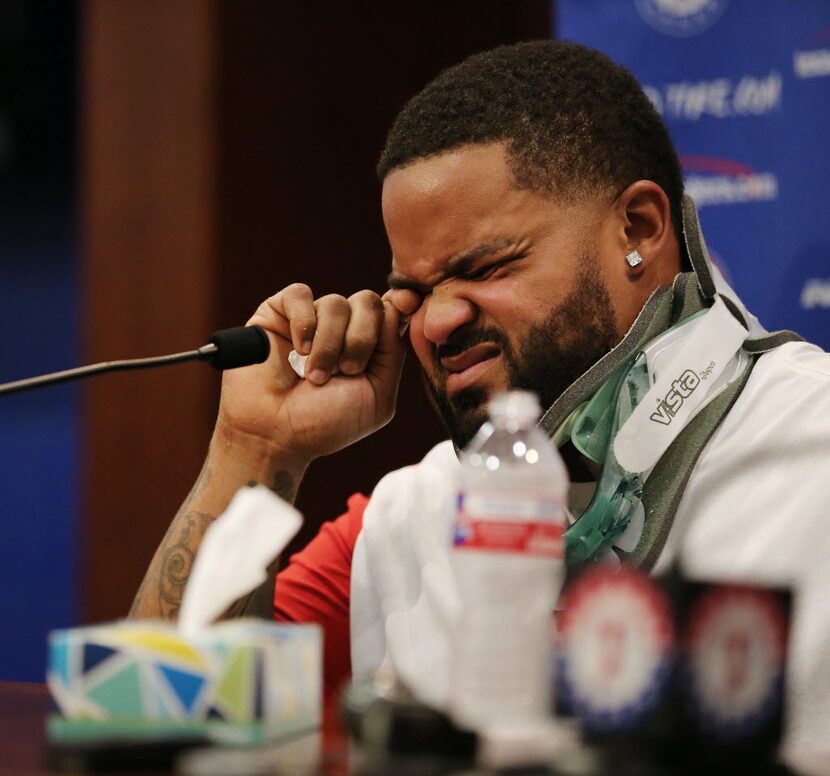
[0,681,350,776]
[5,681,830,776]
[0,682,56,775]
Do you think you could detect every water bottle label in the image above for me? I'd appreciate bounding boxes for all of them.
[454,491,564,557]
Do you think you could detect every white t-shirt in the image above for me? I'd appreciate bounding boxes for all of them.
[351,340,830,765]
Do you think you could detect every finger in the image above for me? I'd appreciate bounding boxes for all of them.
[383,289,421,338]
[366,300,407,403]
[383,288,422,316]
[247,295,293,343]
[247,284,316,353]
[306,294,351,384]
[340,291,384,375]
[277,283,318,355]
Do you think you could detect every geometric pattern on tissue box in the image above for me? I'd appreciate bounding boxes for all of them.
[47,622,321,724]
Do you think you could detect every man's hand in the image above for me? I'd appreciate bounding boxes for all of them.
[217,284,407,465]
[129,284,407,622]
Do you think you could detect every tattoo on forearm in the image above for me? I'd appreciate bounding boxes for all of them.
[157,511,213,618]
[129,460,215,618]
[129,508,214,619]
[246,470,296,502]
[129,459,296,621]
[271,470,295,501]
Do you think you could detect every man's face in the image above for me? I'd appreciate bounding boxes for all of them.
[382,143,632,448]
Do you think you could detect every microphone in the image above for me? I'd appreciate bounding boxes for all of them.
[203,326,270,369]
[0,325,270,398]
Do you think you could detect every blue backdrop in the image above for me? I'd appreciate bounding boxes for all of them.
[0,3,78,681]
[558,0,830,349]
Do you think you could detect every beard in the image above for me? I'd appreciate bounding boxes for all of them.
[424,257,619,449]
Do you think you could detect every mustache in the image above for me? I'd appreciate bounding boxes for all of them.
[434,326,512,361]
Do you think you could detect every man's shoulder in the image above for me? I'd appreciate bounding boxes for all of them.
[737,340,830,418]
[754,339,830,381]
[673,339,830,581]
[681,338,830,530]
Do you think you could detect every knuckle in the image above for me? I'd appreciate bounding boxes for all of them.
[316,294,350,313]
[345,333,376,354]
[284,282,313,298]
[312,344,340,364]
[352,290,384,312]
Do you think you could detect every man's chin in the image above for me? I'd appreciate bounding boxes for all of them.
[422,371,509,449]
[443,386,491,449]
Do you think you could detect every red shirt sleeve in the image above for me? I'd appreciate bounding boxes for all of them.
[274,493,367,699]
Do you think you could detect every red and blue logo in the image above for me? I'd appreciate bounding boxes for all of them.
[682,586,788,741]
[557,565,675,732]
[794,25,830,79]
[681,155,778,208]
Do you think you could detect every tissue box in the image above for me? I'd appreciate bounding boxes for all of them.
[46,619,321,745]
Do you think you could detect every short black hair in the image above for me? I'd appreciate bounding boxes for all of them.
[378,40,685,243]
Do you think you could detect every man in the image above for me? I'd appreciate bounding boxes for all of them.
[131,41,830,759]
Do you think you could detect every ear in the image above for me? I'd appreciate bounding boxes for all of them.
[612,181,677,277]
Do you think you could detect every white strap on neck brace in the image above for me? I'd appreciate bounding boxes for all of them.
[613,296,748,474]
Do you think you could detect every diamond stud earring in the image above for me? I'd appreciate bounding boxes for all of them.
[625,250,644,268]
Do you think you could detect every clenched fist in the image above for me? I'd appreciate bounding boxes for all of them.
[216,284,407,466]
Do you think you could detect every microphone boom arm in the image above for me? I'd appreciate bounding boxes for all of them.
[0,325,269,398]
[0,345,217,398]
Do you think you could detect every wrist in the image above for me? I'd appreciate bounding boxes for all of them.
[210,418,309,494]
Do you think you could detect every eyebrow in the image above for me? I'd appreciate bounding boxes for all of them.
[386,238,519,294]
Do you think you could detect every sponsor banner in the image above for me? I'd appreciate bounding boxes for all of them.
[558,0,830,349]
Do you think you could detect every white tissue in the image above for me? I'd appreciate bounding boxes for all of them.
[288,350,344,380]
[288,350,308,379]
[178,485,302,637]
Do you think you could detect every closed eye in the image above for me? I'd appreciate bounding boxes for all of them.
[461,254,524,282]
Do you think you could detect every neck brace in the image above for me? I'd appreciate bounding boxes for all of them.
[544,196,802,571]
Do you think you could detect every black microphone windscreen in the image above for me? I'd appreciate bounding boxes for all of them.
[207,326,270,370]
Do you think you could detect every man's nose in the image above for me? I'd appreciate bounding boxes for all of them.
[421,286,476,345]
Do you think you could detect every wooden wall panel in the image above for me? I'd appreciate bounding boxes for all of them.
[82,0,218,621]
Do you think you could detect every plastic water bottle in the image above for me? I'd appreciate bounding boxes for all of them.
[449,390,568,730]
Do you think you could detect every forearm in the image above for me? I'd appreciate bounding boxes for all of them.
[129,422,308,620]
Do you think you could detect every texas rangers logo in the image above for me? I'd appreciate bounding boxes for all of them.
[557,565,675,732]
[683,586,788,740]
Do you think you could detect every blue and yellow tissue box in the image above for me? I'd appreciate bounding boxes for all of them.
[46,619,321,745]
